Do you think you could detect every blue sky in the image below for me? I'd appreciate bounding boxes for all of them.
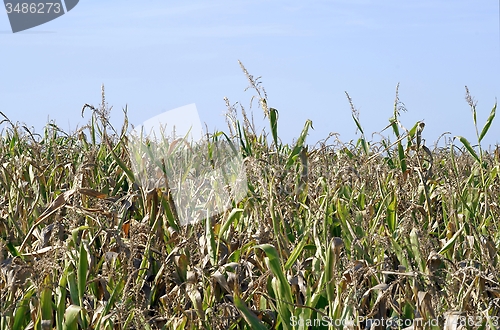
[1,0,499,148]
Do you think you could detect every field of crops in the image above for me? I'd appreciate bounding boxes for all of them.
[1,67,500,330]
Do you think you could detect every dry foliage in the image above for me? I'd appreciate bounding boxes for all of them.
[1,70,500,330]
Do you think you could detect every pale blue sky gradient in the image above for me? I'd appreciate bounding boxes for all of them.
[1,0,499,148]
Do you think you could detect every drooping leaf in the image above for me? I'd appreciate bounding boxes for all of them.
[456,136,480,164]
[64,305,84,330]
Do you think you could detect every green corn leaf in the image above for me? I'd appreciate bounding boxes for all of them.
[220,131,239,155]
[359,138,369,156]
[254,244,293,330]
[479,103,496,142]
[438,226,464,255]
[386,192,397,233]
[325,238,336,302]
[472,103,478,127]
[242,123,253,157]
[56,267,69,330]
[108,144,135,183]
[254,244,288,285]
[6,241,21,258]
[77,241,89,306]
[12,286,36,330]
[408,121,419,139]
[406,121,420,149]
[410,228,425,272]
[390,237,410,270]
[352,114,364,134]
[342,147,354,159]
[206,212,217,266]
[236,121,249,156]
[233,294,268,330]
[67,271,79,305]
[270,107,279,148]
[284,233,308,271]
[456,136,480,164]
[98,275,126,326]
[220,208,243,241]
[390,118,400,137]
[286,120,313,168]
[122,311,136,329]
[398,143,406,172]
[63,305,84,330]
[40,274,53,326]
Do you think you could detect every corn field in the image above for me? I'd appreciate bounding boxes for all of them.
[1,65,500,329]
